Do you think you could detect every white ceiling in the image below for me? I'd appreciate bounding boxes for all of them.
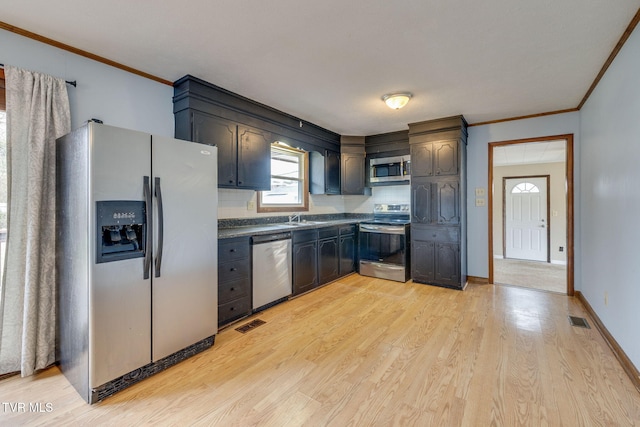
[493,140,566,167]
[1,1,639,135]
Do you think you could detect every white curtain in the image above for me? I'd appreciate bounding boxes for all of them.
[0,66,71,376]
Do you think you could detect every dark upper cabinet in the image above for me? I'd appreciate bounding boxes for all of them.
[237,125,271,190]
[410,139,458,177]
[311,150,340,195]
[411,143,433,176]
[325,150,341,194]
[192,111,237,187]
[436,180,460,225]
[434,141,458,176]
[340,153,366,195]
[411,177,433,223]
[177,110,271,191]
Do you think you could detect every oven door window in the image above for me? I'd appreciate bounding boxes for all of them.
[359,231,406,265]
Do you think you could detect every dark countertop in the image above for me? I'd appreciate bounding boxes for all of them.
[218,218,363,239]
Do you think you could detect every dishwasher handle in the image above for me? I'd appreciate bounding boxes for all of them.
[251,232,292,245]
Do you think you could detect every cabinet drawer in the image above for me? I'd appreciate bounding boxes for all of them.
[339,224,356,235]
[218,277,250,304]
[219,259,250,284]
[219,237,250,262]
[293,229,318,244]
[218,297,251,325]
[318,226,339,239]
[412,225,460,242]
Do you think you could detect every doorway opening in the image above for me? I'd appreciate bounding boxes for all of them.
[488,135,574,295]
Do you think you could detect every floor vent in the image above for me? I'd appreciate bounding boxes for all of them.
[235,319,266,334]
[568,316,590,329]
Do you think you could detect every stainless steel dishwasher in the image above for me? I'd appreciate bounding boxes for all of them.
[251,232,292,311]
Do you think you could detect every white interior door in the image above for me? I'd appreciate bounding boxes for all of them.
[504,177,548,262]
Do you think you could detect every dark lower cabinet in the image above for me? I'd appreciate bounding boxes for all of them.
[292,230,318,296]
[411,226,463,289]
[218,237,252,326]
[318,237,339,285]
[293,224,356,296]
[339,225,356,276]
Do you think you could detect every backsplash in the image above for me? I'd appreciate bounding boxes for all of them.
[217,184,410,219]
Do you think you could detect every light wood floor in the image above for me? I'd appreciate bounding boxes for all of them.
[1,275,639,426]
[494,257,567,293]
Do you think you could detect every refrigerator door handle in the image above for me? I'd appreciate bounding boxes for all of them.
[154,177,164,278]
[143,176,152,280]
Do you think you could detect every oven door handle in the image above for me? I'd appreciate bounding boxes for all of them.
[359,224,406,235]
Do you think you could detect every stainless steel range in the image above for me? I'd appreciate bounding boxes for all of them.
[358,204,411,282]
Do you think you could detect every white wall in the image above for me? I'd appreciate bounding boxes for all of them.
[579,23,640,368]
[466,112,580,279]
[1,29,174,136]
[218,179,410,219]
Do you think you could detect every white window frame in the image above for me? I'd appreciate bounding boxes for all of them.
[257,143,309,213]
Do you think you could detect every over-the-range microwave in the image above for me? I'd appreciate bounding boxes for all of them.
[369,155,410,184]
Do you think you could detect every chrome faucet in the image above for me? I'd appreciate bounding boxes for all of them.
[288,213,301,223]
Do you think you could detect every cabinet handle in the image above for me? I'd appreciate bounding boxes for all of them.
[230,249,236,252]
[229,180,234,184]
[230,307,235,311]
[230,287,235,291]
[238,181,243,185]
[230,267,237,271]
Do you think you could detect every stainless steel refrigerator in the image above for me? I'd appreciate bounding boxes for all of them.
[56,122,218,403]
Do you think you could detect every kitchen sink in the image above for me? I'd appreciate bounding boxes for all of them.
[286,220,328,226]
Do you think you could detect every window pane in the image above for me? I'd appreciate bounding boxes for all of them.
[271,155,300,179]
[262,179,301,204]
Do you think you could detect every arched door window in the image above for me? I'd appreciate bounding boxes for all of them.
[511,182,540,194]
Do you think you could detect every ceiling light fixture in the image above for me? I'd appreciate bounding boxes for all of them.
[382,92,413,109]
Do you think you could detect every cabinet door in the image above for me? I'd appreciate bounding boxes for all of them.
[435,242,460,286]
[411,240,435,283]
[325,150,341,194]
[237,125,271,190]
[341,153,365,195]
[193,112,237,188]
[410,142,433,177]
[433,140,458,176]
[411,177,433,223]
[339,234,356,276]
[293,241,318,295]
[436,180,460,225]
[318,237,339,284]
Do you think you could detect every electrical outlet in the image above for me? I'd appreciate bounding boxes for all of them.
[247,200,255,210]
[475,187,486,197]
[559,246,564,252]
[475,198,486,207]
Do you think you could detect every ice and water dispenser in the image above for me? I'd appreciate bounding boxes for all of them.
[96,201,146,263]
